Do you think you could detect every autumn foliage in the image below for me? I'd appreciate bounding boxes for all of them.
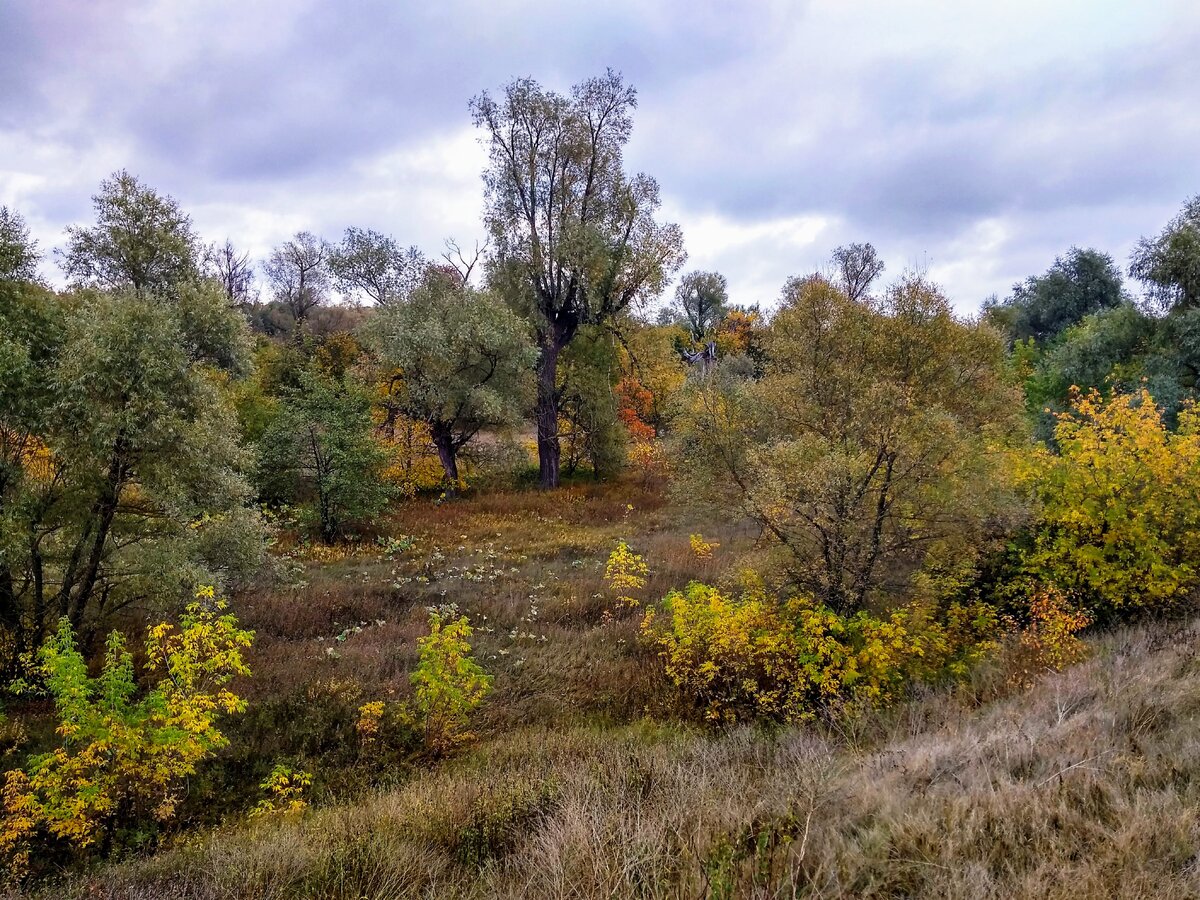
[1020,388,1200,621]
[0,588,252,874]
[409,609,492,756]
[640,579,996,725]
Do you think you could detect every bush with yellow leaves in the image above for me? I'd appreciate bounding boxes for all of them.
[1005,584,1091,688]
[641,578,995,725]
[1021,388,1200,622]
[689,534,719,560]
[604,541,649,609]
[250,764,313,818]
[410,608,492,756]
[0,587,253,874]
[356,700,386,747]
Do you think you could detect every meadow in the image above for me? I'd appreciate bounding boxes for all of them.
[21,475,1200,900]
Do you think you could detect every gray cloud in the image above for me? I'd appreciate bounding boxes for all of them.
[1,0,1197,310]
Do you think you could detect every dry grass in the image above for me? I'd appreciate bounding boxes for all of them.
[220,479,750,748]
[14,479,1200,898]
[29,615,1200,899]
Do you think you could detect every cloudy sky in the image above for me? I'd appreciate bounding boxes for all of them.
[1,0,1197,313]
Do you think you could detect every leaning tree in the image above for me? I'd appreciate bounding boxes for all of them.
[471,70,685,488]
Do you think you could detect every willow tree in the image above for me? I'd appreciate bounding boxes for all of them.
[59,170,200,295]
[0,279,262,658]
[369,270,534,488]
[471,70,685,488]
[328,227,425,307]
[0,206,41,283]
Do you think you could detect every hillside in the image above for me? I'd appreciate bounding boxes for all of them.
[26,481,1200,900]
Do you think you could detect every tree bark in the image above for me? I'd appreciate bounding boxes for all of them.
[535,336,564,489]
[57,437,128,635]
[431,421,460,492]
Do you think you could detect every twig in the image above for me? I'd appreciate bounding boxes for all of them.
[1035,750,1116,788]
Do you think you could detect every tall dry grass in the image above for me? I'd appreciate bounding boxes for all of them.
[33,616,1200,899]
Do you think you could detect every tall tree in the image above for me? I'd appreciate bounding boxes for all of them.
[471,70,686,488]
[831,242,884,302]
[0,280,263,657]
[59,170,200,294]
[0,206,41,283]
[1129,195,1200,311]
[202,239,257,307]
[672,270,729,343]
[369,270,534,488]
[264,231,331,324]
[328,227,425,306]
[985,247,1125,345]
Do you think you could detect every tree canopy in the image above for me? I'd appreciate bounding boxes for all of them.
[985,247,1125,346]
[1129,195,1200,311]
[471,69,685,487]
[675,274,1022,613]
[369,271,535,487]
[59,171,200,295]
[328,227,425,306]
[0,207,41,283]
[671,270,730,344]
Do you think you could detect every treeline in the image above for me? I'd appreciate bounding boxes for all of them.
[1,65,1197,672]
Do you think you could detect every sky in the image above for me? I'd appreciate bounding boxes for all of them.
[1,0,1197,314]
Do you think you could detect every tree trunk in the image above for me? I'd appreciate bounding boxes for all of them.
[535,337,564,489]
[57,438,128,635]
[431,422,460,494]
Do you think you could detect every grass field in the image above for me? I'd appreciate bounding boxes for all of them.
[9,478,1198,898]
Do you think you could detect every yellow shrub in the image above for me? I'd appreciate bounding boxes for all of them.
[251,764,312,818]
[375,411,446,498]
[641,581,995,725]
[410,609,492,756]
[1021,388,1200,620]
[0,587,252,872]
[1007,585,1091,687]
[689,534,720,560]
[356,701,386,747]
[604,541,649,608]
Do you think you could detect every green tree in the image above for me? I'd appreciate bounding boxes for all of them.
[675,274,1022,613]
[59,171,200,294]
[471,70,686,488]
[1129,195,1200,311]
[0,282,263,656]
[369,270,534,488]
[0,207,41,283]
[328,227,424,307]
[258,369,390,542]
[671,271,730,344]
[559,325,627,480]
[985,247,1125,346]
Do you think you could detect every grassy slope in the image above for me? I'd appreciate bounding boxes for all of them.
[24,481,1200,899]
